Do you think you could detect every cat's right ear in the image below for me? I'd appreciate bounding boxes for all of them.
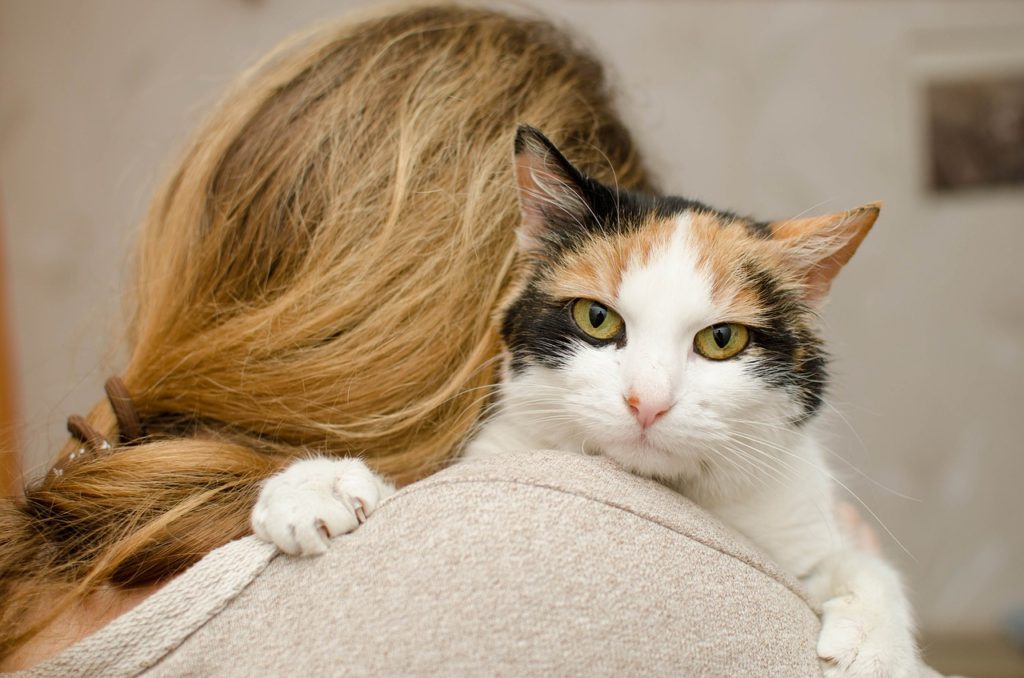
[513,126,594,253]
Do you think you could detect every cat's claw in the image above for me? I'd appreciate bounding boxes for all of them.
[353,497,367,524]
[251,457,385,556]
[817,594,918,678]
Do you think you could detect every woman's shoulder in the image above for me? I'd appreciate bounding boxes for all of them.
[9,535,277,677]
[158,449,821,677]
[17,450,822,677]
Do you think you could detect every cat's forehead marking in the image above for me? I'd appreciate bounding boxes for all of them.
[615,211,715,330]
[538,205,793,326]
[685,210,790,323]
[540,214,675,304]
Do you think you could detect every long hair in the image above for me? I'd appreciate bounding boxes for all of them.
[0,3,653,658]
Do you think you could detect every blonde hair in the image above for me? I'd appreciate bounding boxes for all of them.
[0,3,652,657]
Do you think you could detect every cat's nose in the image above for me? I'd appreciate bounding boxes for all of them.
[624,391,673,428]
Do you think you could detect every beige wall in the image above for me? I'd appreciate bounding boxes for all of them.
[1,0,1022,634]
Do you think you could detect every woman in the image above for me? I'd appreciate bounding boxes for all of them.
[0,2,652,668]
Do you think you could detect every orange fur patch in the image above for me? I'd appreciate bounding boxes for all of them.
[538,209,811,328]
[685,211,799,326]
[540,215,675,304]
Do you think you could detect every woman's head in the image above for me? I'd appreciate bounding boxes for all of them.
[125,3,651,482]
[0,2,651,657]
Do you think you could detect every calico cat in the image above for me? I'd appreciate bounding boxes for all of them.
[251,126,919,677]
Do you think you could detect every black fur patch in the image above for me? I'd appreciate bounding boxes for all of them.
[502,283,580,371]
[739,261,828,422]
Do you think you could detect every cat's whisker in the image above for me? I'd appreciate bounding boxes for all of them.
[720,438,834,518]
[698,444,760,487]
[811,395,917,501]
[712,445,778,490]
[818,441,922,503]
[718,436,851,547]
[705,435,803,490]
[715,416,796,434]
[819,399,866,452]
[719,442,791,482]
[726,430,914,560]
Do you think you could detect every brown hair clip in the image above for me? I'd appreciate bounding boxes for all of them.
[61,377,143,471]
[104,376,142,444]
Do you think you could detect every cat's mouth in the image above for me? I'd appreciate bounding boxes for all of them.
[633,424,674,451]
[600,442,684,481]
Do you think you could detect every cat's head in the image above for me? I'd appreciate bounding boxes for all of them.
[499,126,878,483]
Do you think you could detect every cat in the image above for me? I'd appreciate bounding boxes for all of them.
[251,126,920,677]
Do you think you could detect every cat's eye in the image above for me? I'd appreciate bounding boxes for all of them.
[571,299,624,341]
[694,323,749,360]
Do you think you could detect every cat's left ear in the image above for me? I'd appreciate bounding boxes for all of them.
[770,202,880,303]
[513,125,598,253]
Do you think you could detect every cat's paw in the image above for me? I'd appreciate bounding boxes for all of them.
[817,594,918,678]
[251,457,386,556]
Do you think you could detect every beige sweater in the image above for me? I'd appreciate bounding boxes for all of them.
[18,449,845,677]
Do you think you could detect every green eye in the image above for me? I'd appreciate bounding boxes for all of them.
[694,323,749,360]
[571,299,624,341]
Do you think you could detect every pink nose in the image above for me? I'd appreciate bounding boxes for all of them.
[625,392,673,428]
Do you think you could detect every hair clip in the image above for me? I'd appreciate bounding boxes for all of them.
[55,376,142,476]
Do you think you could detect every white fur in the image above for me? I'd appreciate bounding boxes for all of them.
[251,457,394,556]
[253,212,919,675]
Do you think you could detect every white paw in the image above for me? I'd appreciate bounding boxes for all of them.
[251,457,386,556]
[818,594,918,678]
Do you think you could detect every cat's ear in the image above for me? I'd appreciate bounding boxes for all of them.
[514,125,596,253]
[770,202,880,303]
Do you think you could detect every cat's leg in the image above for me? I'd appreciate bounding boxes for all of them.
[712,476,919,678]
[251,457,395,556]
[803,547,919,678]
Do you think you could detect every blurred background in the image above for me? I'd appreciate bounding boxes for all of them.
[1,1,1022,674]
